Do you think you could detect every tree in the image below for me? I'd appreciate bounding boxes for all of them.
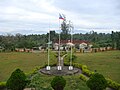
[86,73,107,90]
[47,31,58,46]
[6,68,27,90]
[51,76,66,90]
[116,32,120,50]
[111,31,116,49]
[90,31,98,42]
[111,31,120,50]
[61,16,72,40]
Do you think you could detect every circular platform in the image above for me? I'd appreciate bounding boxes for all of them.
[40,66,81,76]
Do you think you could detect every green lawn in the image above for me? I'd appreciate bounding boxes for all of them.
[74,50,120,83]
[0,52,56,81]
[0,51,120,89]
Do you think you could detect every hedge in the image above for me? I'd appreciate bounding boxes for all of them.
[0,82,6,89]
[106,78,120,90]
[64,62,120,90]
[79,74,88,82]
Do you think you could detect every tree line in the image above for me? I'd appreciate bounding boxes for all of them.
[0,30,120,51]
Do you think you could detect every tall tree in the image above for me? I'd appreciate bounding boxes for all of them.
[61,15,71,40]
[111,31,120,50]
[111,31,116,49]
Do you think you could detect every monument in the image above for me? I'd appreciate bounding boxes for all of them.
[40,14,81,75]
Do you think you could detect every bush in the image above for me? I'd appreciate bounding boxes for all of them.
[64,62,69,66]
[86,73,108,90]
[82,65,88,70]
[0,82,6,89]
[82,69,94,77]
[6,68,27,90]
[51,76,66,90]
[68,54,77,61]
[73,63,82,68]
[82,65,94,77]
[64,52,77,63]
[79,74,88,82]
[64,62,82,69]
[106,78,120,90]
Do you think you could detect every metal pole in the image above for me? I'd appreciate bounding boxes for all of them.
[58,32,60,66]
[70,27,72,66]
[48,30,50,66]
[69,21,73,70]
[46,21,51,70]
[57,18,62,70]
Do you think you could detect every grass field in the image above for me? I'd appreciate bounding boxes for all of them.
[0,50,120,89]
[0,52,56,81]
[74,50,120,83]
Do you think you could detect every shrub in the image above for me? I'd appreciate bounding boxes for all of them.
[73,63,82,69]
[82,65,94,77]
[82,65,88,70]
[106,78,120,90]
[6,68,27,90]
[82,69,94,77]
[79,74,88,82]
[0,82,6,89]
[86,73,108,90]
[64,62,69,66]
[64,52,77,63]
[51,76,66,90]
[64,62,82,69]
[68,54,77,61]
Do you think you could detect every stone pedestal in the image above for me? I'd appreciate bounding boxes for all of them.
[46,66,51,70]
[57,66,62,70]
[69,66,73,70]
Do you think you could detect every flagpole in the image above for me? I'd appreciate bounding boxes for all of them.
[48,28,50,66]
[59,19,60,66]
[70,27,72,66]
[58,14,62,70]
[69,21,73,70]
[46,20,51,70]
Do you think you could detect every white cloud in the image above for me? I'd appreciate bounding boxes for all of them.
[0,0,120,34]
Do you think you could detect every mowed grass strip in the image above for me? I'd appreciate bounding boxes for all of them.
[75,50,120,83]
[0,52,56,81]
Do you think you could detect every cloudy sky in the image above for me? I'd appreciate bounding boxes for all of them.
[0,0,120,35]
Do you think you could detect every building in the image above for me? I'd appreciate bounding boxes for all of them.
[53,40,92,52]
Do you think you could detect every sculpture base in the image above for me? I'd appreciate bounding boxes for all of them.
[46,66,51,70]
[40,66,81,76]
[57,66,62,70]
[69,66,73,70]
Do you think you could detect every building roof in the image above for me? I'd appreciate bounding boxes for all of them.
[54,40,90,44]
